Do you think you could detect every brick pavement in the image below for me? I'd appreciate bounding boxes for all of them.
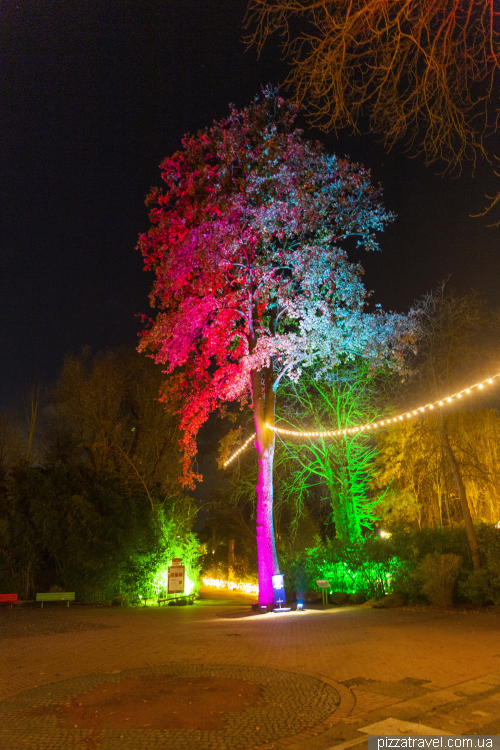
[1,599,500,749]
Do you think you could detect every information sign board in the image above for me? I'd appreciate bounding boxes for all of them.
[168,565,185,594]
[272,574,286,606]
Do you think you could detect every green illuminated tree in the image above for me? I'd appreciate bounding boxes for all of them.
[274,361,393,542]
[217,361,395,550]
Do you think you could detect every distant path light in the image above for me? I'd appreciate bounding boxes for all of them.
[202,577,259,595]
[222,373,500,467]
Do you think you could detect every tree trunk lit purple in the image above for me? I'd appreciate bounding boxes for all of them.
[255,438,280,606]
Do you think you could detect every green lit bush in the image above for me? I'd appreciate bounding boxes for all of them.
[283,537,405,599]
[282,523,500,606]
[125,509,202,601]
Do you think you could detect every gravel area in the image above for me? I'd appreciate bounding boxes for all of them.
[0,663,340,750]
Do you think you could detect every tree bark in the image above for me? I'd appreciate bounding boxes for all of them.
[255,438,280,605]
[438,414,481,569]
[251,366,280,606]
[333,447,363,542]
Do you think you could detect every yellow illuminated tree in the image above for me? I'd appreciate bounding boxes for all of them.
[372,285,500,567]
[373,410,500,532]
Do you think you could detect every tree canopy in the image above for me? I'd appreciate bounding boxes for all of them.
[138,89,411,486]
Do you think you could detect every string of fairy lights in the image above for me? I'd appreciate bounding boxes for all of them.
[223,432,256,467]
[223,372,500,468]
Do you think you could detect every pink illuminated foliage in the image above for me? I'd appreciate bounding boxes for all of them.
[138,89,414,604]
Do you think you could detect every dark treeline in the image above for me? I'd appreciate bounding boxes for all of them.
[0,348,198,600]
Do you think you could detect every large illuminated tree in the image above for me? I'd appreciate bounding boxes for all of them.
[138,89,412,605]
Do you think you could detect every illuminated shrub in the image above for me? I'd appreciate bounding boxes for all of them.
[284,537,404,599]
[458,525,500,605]
[414,553,462,606]
[390,526,469,562]
[122,510,202,601]
[459,569,494,606]
[386,562,422,603]
[283,525,500,606]
[315,538,404,599]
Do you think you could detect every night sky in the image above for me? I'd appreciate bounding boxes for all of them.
[2,0,499,410]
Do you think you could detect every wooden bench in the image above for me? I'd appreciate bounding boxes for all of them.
[0,594,18,610]
[36,592,75,608]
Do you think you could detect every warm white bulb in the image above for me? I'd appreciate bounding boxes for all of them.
[457,393,462,398]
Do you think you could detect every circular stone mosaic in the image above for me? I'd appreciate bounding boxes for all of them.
[0,663,340,750]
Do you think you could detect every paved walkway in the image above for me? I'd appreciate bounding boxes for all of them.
[1,597,500,749]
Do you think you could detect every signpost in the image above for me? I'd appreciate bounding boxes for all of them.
[168,564,185,596]
[316,579,330,606]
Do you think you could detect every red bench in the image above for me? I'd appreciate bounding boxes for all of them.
[0,594,18,610]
